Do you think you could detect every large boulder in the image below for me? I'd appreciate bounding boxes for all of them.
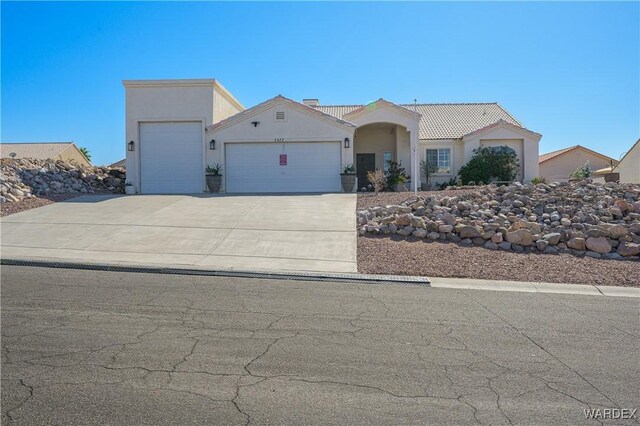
[617,241,640,257]
[585,237,612,254]
[506,229,533,246]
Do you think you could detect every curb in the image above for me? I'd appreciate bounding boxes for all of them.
[0,258,431,286]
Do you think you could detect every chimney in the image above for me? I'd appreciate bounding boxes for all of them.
[302,99,319,107]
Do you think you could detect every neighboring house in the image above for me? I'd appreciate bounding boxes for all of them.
[109,159,126,169]
[539,145,616,182]
[0,142,91,167]
[124,78,541,194]
[613,139,640,184]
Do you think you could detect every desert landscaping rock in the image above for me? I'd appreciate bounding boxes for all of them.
[357,180,640,260]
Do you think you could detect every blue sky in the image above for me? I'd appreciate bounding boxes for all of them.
[2,1,639,165]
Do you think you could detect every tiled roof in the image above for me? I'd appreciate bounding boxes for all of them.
[313,103,522,139]
[1,142,75,159]
[109,159,126,168]
[208,95,356,132]
[539,145,615,164]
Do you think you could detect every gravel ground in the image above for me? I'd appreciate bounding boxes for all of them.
[357,189,477,210]
[0,194,82,217]
[358,235,640,287]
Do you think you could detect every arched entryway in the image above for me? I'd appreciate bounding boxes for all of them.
[353,122,412,190]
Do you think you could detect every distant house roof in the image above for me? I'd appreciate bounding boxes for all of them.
[539,145,616,164]
[313,102,522,140]
[613,138,640,171]
[109,159,126,168]
[1,142,91,167]
[1,142,75,159]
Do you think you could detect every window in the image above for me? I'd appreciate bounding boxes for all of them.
[383,152,393,172]
[426,148,451,174]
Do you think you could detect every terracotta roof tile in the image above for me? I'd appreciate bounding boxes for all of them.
[313,103,522,139]
[1,142,75,160]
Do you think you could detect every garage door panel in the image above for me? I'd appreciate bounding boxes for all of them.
[225,142,341,193]
[140,122,203,194]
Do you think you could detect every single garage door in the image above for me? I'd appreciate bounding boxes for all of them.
[140,122,203,194]
[225,142,341,193]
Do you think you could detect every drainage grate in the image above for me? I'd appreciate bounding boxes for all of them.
[1,258,430,287]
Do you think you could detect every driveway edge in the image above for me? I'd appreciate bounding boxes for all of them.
[0,258,430,286]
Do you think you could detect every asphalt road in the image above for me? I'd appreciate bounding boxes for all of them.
[2,266,639,425]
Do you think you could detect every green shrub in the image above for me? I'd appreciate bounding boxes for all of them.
[569,161,591,180]
[530,176,547,184]
[458,146,519,185]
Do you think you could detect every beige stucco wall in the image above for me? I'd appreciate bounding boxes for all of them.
[213,85,243,122]
[123,80,223,191]
[616,142,640,184]
[208,101,355,192]
[58,146,91,167]
[540,149,612,182]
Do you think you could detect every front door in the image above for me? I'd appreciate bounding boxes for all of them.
[356,153,376,191]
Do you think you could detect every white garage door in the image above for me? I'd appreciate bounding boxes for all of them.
[140,122,203,194]
[225,142,341,193]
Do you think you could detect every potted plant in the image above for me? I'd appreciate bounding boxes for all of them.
[206,164,223,192]
[124,181,135,195]
[340,164,356,192]
[420,159,437,191]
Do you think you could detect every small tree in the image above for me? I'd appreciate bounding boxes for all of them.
[569,161,591,180]
[367,169,386,194]
[458,146,519,185]
[420,159,437,183]
[385,160,410,191]
[79,147,91,162]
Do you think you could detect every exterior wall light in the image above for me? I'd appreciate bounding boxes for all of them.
[209,139,216,150]
[344,137,350,148]
[128,141,135,152]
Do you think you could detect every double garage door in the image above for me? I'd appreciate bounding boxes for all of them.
[139,122,341,193]
[225,142,341,193]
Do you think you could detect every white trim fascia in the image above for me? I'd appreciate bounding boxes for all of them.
[463,121,542,142]
[122,79,217,88]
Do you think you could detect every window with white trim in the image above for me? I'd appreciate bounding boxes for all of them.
[426,148,451,174]
[383,152,393,172]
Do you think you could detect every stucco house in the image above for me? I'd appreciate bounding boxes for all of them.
[538,145,616,182]
[613,139,640,184]
[124,79,541,194]
[1,142,91,167]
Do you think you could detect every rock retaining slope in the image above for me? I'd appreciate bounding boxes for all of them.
[358,181,640,260]
[1,158,125,203]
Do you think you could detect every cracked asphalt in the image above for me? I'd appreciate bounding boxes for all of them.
[1,266,639,425]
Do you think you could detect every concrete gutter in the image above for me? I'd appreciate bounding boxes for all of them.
[0,258,430,286]
[2,258,637,297]
[429,277,640,298]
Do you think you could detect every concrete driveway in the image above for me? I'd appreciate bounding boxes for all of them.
[0,194,357,273]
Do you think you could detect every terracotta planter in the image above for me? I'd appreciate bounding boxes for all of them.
[420,182,433,191]
[340,174,356,193]
[206,175,222,193]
